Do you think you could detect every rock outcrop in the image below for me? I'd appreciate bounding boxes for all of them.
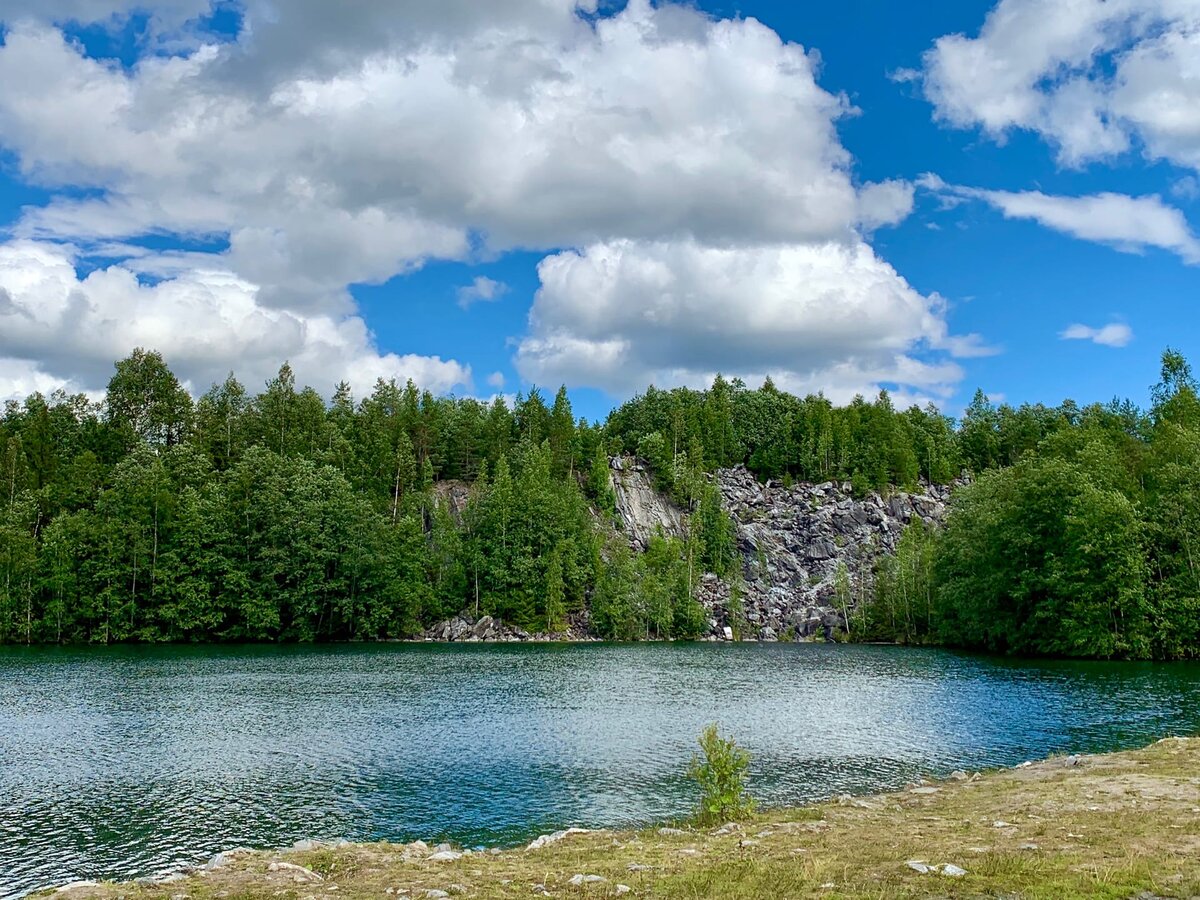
[422,613,592,643]
[695,466,954,641]
[608,456,685,550]
[604,458,956,642]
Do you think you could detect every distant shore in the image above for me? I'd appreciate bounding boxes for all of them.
[37,736,1200,899]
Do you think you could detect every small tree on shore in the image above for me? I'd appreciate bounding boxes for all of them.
[688,724,755,825]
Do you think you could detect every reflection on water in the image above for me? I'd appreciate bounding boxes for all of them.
[2,642,1198,897]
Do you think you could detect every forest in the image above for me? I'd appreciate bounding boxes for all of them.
[1,347,1198,658]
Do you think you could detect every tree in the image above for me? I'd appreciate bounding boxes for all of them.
[544,546,566,633]
[105,349,192,447]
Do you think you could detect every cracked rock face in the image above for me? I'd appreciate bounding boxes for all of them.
[608,456,686,550]
[697,466,955,642]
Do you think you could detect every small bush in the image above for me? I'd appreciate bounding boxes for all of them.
[688,724,756,825]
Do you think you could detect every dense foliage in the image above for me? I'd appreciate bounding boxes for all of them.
[857,350,1200,659]
[0,350,716,644]
[5,348,1200,658]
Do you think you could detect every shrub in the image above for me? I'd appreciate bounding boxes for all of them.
[688,724,756,825]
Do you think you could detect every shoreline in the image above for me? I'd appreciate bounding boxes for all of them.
[34,735,1200,899]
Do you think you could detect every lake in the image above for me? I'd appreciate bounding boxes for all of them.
[2,642,1199,897]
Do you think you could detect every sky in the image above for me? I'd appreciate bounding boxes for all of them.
[0,0,1197,422]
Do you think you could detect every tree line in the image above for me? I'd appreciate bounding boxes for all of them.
[3,347,1199,658]
[856,351,1200,660]
[0,350,731,644]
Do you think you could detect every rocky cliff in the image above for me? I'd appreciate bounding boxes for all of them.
[608,456,686,549]
[607,459,954,642]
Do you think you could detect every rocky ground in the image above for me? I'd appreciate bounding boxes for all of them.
[697,466,956,642]
[42,736,1200,899]
[422,614,591,643]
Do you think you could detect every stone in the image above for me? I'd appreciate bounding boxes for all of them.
[54,882,100,893]
[428,850,463,862]
[905,861,931,874]
[941,864,967,877]
[908,786,940,795]
[526,827,591,851]
[567,874,606,886]
[615,885,631,895]
[722,626,733,641]
[291,839,327,851]
[425,891,450,899]
[204,848,255,870]
[657,827,685,836]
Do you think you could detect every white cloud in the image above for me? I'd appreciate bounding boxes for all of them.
[457,276,509,310]
[515,238,980,402]
[0,1,972,402]
[486,371,507,390]
[1061,322,1134,347]
[925,179,1200,263]
[918,0,1200,171]
[1172,176,1200,201]
[857,179,916,231]
[0,240,471,398]
[0,5,863,295]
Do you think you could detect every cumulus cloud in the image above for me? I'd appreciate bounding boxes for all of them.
[923,178,1200,263]
[857,179,916,231]
[457,276,509,310]
[0,240,471,398]
[917,0,1200,171]
[0,5,861,291]
[0,0,971,402]
[1061,322,1134,347]
[515,238,981,402]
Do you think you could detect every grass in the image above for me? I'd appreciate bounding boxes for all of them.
[38,737,1200,899]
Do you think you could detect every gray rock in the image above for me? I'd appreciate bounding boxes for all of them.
[567,874,606,886]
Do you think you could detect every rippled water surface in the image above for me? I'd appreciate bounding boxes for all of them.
[3,643,1200,897]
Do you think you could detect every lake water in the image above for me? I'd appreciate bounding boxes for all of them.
[2,643,1199,897]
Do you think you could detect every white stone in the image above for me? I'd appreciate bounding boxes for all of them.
[526,827,591,851]
[428,850,463,862]
[567,874,606,886]
[941,864,967,877]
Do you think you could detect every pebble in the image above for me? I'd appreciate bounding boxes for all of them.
[942,864,967,877]
[567,874,606,886]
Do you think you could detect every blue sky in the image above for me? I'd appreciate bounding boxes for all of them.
[0,0,1196,422]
